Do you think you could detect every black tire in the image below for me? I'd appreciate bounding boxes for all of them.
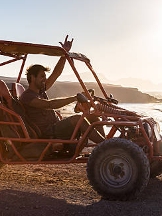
[87,138,150,201]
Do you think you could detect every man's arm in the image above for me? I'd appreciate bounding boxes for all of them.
[45,56,66,90]
[45,35,74,90]
[29,96,77,110]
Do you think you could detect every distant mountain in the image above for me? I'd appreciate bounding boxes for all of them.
[1,76,161,103]
[47,81,160,103]
[147,92,162,99]
[110,77,162,92]
[0,76,26,83]
[58,72,112,84]
[59,73,162,93]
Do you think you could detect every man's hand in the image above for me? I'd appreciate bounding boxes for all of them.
[59,35,74,52]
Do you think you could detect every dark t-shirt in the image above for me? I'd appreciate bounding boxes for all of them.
[20,89,59,138]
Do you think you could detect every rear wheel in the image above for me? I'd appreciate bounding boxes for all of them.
[87,138,150,201]
[150,160,162,178]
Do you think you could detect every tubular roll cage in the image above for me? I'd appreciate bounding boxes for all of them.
[0,40,160,164]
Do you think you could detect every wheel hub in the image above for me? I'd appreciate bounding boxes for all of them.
[109,162,125,179]
[100,156,133,187]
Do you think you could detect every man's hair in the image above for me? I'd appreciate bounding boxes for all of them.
[26,64,50,83]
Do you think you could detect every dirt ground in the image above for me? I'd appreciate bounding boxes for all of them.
[0,163,162,216]
[0,108,162,216]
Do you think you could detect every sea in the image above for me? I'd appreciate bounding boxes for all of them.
[62,103,162,134]
[120,103,162,134]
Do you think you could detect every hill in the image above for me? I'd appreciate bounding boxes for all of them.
[57,73,162,98]
[111,77,162,92]
[1,76,160,103]
[47,81,160,103]
[146,91,162,100]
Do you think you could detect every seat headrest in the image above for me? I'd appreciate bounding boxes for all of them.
[12,82,25,98]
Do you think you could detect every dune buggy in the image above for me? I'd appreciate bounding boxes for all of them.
[0,39,162,201]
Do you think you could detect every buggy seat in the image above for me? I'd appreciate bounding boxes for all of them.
[0,80,41,138]
[0,80,55,161]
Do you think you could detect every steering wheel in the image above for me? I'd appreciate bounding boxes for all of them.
[74,89,118,113]
[76,93,89,103]
[74,92,91,113]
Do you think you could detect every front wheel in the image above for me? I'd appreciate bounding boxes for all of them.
[87,138,150,201]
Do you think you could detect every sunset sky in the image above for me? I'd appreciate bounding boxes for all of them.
[1,0,162,85]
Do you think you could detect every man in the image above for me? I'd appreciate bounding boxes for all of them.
[20,36,105,154]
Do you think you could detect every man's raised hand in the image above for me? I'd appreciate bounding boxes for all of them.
[59,35,74,52]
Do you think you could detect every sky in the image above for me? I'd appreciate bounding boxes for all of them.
[1,0,162,88]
